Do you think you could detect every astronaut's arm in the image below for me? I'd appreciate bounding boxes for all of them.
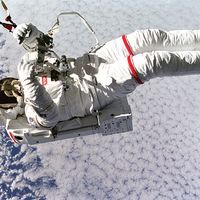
[25,103,59,129]
[17,53,59,128]
[0,106,24,120]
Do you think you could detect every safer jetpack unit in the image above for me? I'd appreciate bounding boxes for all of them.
[6,97,132,145]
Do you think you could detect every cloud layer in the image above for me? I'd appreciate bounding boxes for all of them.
[1,0,200,199]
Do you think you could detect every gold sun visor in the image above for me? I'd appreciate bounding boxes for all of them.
[0,78,19,109]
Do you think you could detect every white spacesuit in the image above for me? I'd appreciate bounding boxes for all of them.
[2,24,200,144]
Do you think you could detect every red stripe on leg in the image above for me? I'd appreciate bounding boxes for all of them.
[127,55,143,84]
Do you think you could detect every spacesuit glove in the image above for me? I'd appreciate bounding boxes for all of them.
[0,106,24,120]
[13,23,44,51]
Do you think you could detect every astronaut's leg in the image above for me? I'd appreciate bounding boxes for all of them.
[131,51,200,82]
[127,29,200,54]
[96,50,200,100]
[95,29,200,63]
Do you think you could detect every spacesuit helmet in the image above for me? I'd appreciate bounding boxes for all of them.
[0,77,22,109]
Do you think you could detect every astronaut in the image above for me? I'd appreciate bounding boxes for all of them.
[2,24,200,130]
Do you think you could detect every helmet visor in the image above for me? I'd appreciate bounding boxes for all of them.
[0,78,18,109]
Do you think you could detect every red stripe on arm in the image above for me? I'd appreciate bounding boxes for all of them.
[127,55,143,84]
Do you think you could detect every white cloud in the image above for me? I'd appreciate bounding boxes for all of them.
[1,0,200,199]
